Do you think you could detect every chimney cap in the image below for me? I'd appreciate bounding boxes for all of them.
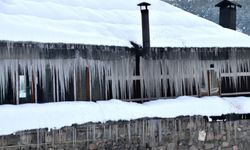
[215,0,242,8]
[138,2,151,10]
[137,2,151,7]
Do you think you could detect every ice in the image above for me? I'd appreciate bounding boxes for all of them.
[1,42,250,102]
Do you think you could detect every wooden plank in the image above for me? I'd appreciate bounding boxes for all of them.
[221,92,250,96]
[31,71,35,103]
[105,74,196,81]
[221,72,250,77]
[121,95,199,102]
[85,67,91,101]
[77,68,83,100]
[208,70,211,96]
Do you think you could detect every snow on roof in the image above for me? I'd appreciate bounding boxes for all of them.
[1,96,250,135]
[1,0,250,47]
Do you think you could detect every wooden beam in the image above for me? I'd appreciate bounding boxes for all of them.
[31,70,35,103]
[85,67,91,101]
[208,70,211,96]
[221,72,250,77]
[77,68,83,100]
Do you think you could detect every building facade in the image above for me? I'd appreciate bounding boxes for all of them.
[0,41,250,104]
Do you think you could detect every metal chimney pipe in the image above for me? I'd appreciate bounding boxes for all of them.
[138,2,151,52]
[215,0,242,30]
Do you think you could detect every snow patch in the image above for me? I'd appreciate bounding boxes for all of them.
[1,96,250,135]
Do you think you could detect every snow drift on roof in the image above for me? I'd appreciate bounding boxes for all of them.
[0,0,250,47]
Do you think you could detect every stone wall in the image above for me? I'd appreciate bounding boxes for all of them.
[0,116,250,150]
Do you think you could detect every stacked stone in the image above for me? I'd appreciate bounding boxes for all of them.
[0,116,249,149]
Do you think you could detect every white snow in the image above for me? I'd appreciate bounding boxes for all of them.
[1,96,250,135]
[1,0,250,47]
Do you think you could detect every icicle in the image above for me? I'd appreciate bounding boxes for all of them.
[1,41,250,103]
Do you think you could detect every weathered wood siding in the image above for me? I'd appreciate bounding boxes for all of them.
[0,41,250,104]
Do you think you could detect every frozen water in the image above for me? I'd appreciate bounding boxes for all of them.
[0,42,250,102]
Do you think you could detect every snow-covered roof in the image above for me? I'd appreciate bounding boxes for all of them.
[1,0,250,47]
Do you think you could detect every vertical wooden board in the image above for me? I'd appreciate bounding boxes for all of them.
[31,71,35,103]
[85,67,90,101]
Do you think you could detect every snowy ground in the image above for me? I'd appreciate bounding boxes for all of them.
[1,96,250,135]
[1,0,250,47]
